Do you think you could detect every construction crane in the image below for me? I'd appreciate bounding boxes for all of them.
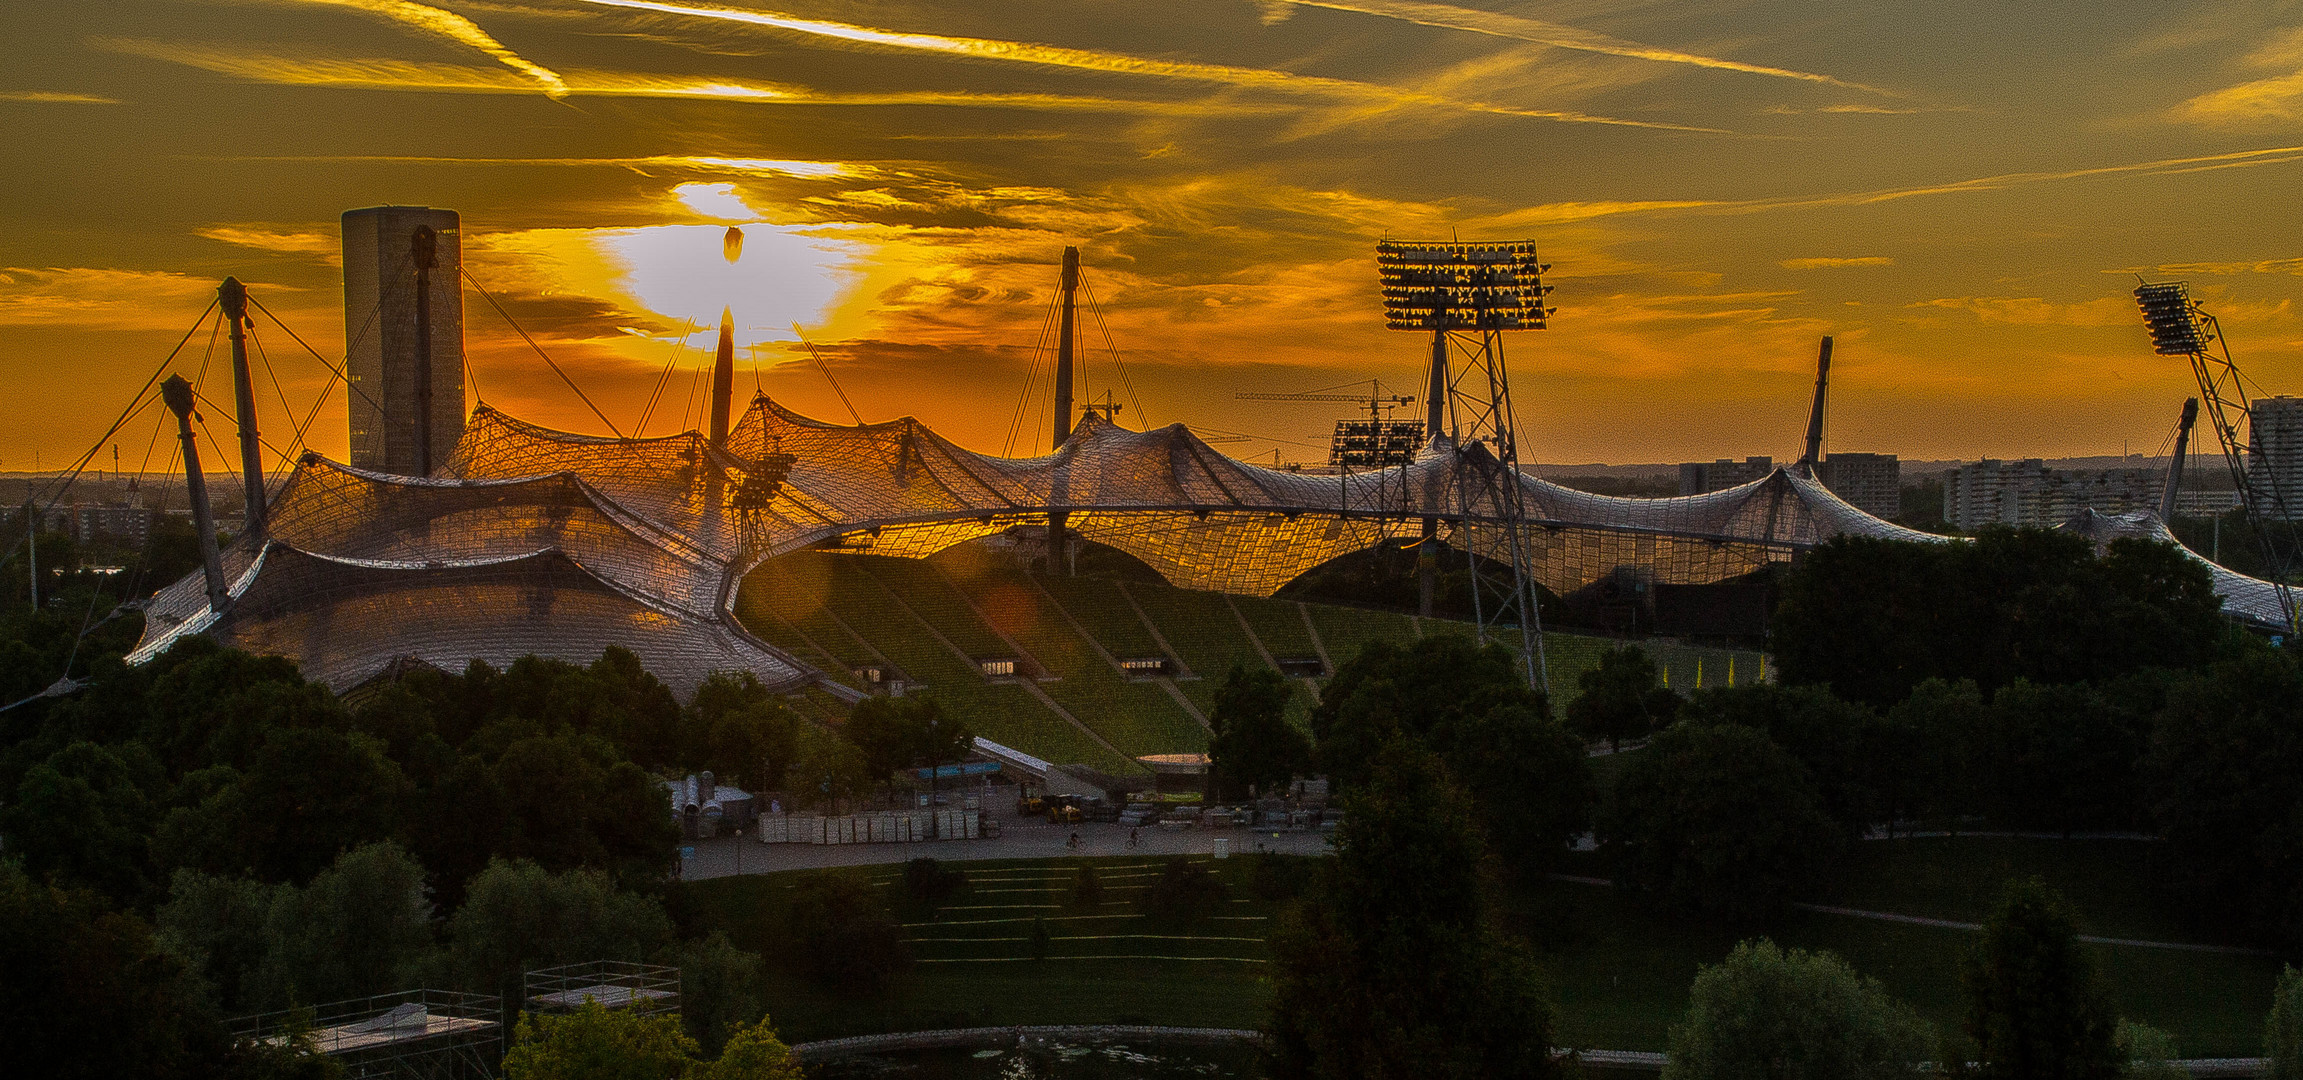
[1236,379,1415,422]
[1236,380,1423,469]
[2135,280,2302,635]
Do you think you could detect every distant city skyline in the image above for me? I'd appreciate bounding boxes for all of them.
[6,0,2303,470]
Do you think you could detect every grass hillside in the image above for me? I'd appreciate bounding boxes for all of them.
[733,547,1766,771]
[683,840,2280,1055]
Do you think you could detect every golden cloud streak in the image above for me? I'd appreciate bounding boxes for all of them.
[1507,143,2303,224]
[99,39,1287,115]
[1782,256,1893,268]
[273,0,570,97]
[1271,0,1885,92]
[209,154,866,177]
[0,90,120,104]
[567,0,1730,132]
[2177,69,2303,126]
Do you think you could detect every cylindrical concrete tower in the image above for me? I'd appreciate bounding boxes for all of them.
[342,206,465,475]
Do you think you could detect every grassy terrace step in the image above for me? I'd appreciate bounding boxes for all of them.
[858,556,1014,660]
[738,548,1766,769]
[1302,603,1420,672]
[939,567,1205,758]
[1034,576,1165,659]
[683,840,2280,1055]
[1119,584,1271,711]
[1230,594,1321,662]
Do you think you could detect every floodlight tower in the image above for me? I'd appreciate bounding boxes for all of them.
[1377,240,1555,687]
[2135,281,2302,634]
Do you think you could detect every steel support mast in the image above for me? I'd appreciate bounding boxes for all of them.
[1378,240,1555,688]
[2136,281,2301,634]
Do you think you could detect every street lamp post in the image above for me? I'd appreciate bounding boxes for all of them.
[927,717,940,840]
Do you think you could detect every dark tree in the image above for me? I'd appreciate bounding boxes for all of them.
[402,753,514,909]
[784,874,912,996]
[1070,862,1104,909]
[2146,651,2303,948]
[0,739,165,902]
[1141,857,1228,922]
[1667,939,1935,1080]
[1310,633,1534,793]
[448,859,673,1009]
[1883,678,1991,826]
[690,676,799,794]
[1680,684,1894,834]
[1771,531,2226,708]
[0,863,232,1080]
[1312,633,1592,872]
[1981,679,2150,834]
[1433,702,1592,872]
[488,734,678,889]
[1601,722,1842,923]
[661,931,765,1055]
[900,857,968,904]
[1564,645,1679,750]
[225,727,411,884]
[1963,879,2123,1080]
[843,695,970,797]
[1264,741,1559,1080]
[1208,664,1309,798]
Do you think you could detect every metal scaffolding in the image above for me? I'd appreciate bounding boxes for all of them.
[230,989,500,1080]
[524,961,682,1018]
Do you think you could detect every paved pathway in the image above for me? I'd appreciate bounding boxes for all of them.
[676,816,1332,880]
[1548,874,2272,957]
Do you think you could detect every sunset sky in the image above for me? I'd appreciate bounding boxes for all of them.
[6,0,2303,473]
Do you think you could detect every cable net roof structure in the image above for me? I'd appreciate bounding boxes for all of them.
[134,395,2282,694]
[2059,508,2288,630]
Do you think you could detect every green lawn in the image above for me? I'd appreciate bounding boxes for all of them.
[685,840,2281,1057]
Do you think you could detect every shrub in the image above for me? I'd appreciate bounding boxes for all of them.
[2269,966,2303,1080]
[900,858,967,904]
[1070,863,1104,909]
[785,874,911,996]
[1665,939,1934,1080]
[1141,858,1227,921]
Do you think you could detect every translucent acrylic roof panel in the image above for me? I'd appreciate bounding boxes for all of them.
[132,544,808,696]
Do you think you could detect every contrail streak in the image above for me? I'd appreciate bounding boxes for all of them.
[279,0,569,96]
[567,0,1729,131]
[100,40,1295,113]
[1508,143,2303,223]
[1273,0,1885,93]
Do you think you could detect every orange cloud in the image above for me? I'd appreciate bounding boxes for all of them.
[565,0,1731,131]
[264,0,569,97]
[1782,257,1893,269]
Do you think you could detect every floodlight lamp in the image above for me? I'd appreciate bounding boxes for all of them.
[1375,239,1551,331]
[2135,281,2207,356]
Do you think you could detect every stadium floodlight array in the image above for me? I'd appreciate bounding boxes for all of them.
[2135,281,2210,356]
[1377,240,1554,331]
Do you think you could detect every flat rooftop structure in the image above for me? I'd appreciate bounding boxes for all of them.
[231,989,500,1079]
[525,960,681,1018]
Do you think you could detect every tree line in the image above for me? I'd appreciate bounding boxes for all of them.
[1215,526,2303,1077]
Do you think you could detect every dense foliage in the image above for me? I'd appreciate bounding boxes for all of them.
[1207,663,1310,799]
[1563,645,1679,750]
[1264,741,1560,1080]
[1771,530,2227,708]
[502,1000,801,1080]
[1664,939,1934,1080]
[1601,721,1841,923]
[1311,634,1592,870]
[1962,879,2124,1080]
